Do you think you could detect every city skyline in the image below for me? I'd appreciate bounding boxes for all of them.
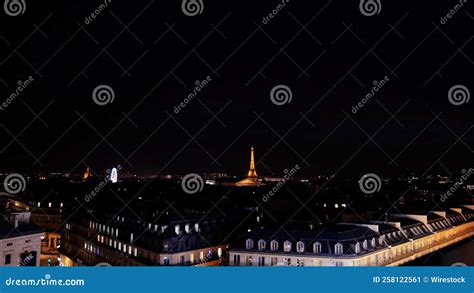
[0,1,472,178]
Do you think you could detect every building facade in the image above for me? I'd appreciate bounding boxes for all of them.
[230,206,474,266]
[0,209,43,267]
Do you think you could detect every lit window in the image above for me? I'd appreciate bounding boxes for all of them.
[270,240,278,251]
[245,239,254,250]
[258,239,266,251]
[296,241,305,253]
[283,241,292,252]
[355,242,361,254]
[379,236,385,246]
[313,242,321,254]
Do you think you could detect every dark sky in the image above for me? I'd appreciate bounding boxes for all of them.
[0,0,472,177]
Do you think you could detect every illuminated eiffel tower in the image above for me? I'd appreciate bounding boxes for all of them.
[236,146,260,186]
[247,146,257,178]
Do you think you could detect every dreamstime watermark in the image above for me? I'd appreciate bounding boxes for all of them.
[359,0,381,16]
[84,0,112,25]
[4,0,26,16]
[84,165,122,203]
[173,76,212,114]
[448,85,470,106]
[19,253,34,266]
[262,0,290,25]
[5,274,85,287]
[181,0,203,16]
[181,173,204,194]
[270,84,292,106]
[440,168,474,202]
[92,84,115,106]
[3,173,26,194]
[351,76,389,114]
[262,164,300,202]
[0,76,34,111]
[440,0,468,25]
[358,173,382,194]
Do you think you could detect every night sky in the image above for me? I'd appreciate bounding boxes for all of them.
[0,0,472,177]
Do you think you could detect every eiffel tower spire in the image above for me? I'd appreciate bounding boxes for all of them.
[247,146,257,178]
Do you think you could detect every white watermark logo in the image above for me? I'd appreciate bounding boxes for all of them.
[448,85,470,106]
[3,173,26,194]
[440,168,473,202]
[352,76,389,114]
[181,173,204,194]
[4,0,26,16]
[440,0,468,25]
[270,85,292,106]
[182,0,203,16]
[84,0,112,25]
[359,0,381,16]
[92,85,115,106]
[262,164,300,203]
[262,0,290,25]
[84,165,122,203]
[358,173,382,194]
[174,76,212,114]
[0,76,34,111]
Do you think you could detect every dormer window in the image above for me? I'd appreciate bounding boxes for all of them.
[313,242,321,254]
[296,241,305,253]
[258,239,266,251]
[334,243,343,255]
[270,240,278,251]
[379,235,385,245]
[283,241,292,252]
[355,242,361,254]
[371,238,376,248]
[362,240,368,250]
[246,239,254,250]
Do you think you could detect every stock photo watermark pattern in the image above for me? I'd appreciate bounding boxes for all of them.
[0,0,473,291]
[447,85,470,106]
[92,84,115,106]
[181,173,204,194]
[181,0,204,16]
[3,173,26,194]
[270,85,293,106]
[359,0,382,16]
[3,0,26,16]
[358,173,382,194]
